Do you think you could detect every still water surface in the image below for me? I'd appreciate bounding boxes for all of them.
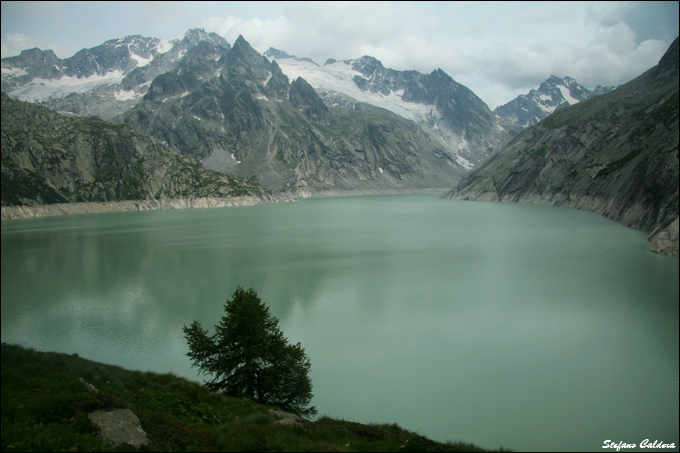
[2,195,678,451]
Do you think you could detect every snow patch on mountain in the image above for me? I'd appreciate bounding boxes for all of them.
[270,55,436,124]
[114,89,141,101]
[557,85,580,105]
[8,70,126,102]
[129,51,152,68]
[1,67,28,78]
[157,36,181,54]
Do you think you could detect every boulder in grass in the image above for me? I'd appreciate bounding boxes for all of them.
[87,409,149,449]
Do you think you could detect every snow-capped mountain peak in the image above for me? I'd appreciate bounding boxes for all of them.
[1,28,230,118]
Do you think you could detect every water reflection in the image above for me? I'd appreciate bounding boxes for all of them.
[2,195,678,451]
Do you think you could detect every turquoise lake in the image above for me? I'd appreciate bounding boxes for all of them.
[2,194,678,451]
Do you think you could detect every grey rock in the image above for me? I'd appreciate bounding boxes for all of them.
[273,418,303,427]
[647,216,679,255]
[268,409,304,427]
[87,409,149,449]
[77,378,99,395]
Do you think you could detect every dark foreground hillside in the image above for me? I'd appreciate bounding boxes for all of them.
[1,343,509,452]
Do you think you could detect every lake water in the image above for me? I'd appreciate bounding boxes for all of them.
[2,194,678,451]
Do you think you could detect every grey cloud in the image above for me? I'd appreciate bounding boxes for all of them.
[588,1,679,44]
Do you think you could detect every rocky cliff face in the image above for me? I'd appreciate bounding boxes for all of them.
[446,38,679,255]
[120,36,468,194]
[1,92,266,207]
[494,75,616,127]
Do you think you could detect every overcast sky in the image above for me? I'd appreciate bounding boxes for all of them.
[2,1,678,109]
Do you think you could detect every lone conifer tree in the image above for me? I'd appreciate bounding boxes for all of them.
[183,286,316,416]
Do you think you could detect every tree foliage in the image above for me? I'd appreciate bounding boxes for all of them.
[183,286,316,416]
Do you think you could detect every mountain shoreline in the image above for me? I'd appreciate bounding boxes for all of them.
[0,195,268,220]
[4,188,675,255]
[0,188,451,220]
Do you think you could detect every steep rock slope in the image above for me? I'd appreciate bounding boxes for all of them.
[265,50,521,169]
[121,36,467,193]
[446,38,679,255]
[494,75,616,127]
[1,92,266,207]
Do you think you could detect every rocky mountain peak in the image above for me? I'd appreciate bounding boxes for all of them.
[430,68,453,83]
[181,28,228,48]
[19,47,59,62]
[1,27,236,118]
[267,46,520,169]
[546,74,563,84]
[289,77,330,123]
[495,75,615,127]
[350,56,385,76]
[264,48,294,60]
[229,35,263,63]
[223,35,273,84]
[232,35,250,49]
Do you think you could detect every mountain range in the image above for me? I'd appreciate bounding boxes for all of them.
[446,37,679,255]
[494,75,616,127]
[1,29,524,195]
[1,29,231,119]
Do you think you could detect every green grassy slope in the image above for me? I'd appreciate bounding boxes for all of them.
[1,343,509,452]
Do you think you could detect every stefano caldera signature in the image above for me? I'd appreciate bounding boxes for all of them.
[602,440,676,451]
